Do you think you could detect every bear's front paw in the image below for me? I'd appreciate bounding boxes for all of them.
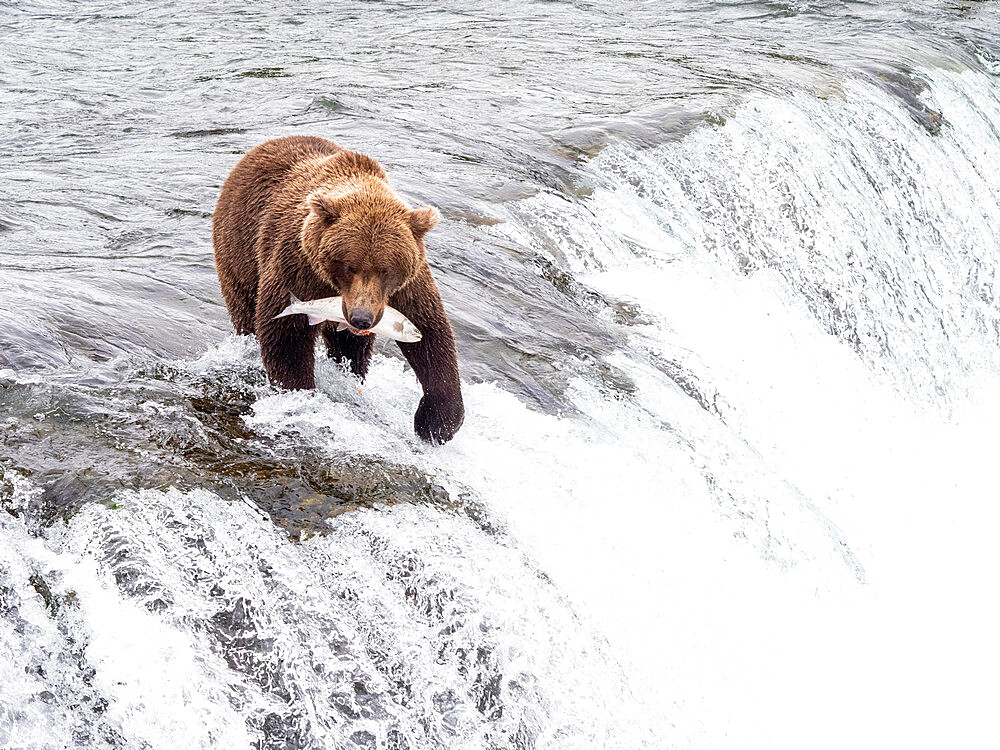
[414,393,464,444]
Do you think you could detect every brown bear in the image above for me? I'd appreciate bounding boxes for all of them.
[212,135,464,443]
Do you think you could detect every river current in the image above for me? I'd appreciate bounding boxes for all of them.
[1,2,999,748]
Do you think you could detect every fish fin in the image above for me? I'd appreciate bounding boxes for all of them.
[335,322,346,331]
[306,314,326,326]
[273,305,293,319]
[289,292,303,304]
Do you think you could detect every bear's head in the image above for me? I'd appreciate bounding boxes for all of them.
[301,183,438,331]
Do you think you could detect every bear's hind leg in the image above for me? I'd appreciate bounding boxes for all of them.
[256,295,318,390]
[322,325,374,379]
[216,263,258,335]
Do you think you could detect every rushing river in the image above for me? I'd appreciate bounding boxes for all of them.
[2,2,999,748]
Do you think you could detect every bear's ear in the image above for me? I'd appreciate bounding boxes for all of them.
[307,191,343,224]
[409,206,439,239]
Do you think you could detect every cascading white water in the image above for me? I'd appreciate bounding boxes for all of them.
[493,66,1000,748]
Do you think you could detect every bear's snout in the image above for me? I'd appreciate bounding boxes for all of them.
[349,309,375,331]
[343,275,387,332]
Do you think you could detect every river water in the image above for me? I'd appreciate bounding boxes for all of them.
[1,2,999,748]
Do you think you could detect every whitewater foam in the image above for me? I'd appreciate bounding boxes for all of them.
[486,66,1000,748]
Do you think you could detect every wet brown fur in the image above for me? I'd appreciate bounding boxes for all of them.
[213,135,464,443]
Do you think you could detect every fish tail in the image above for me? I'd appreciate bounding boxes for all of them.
[273,292,303,320]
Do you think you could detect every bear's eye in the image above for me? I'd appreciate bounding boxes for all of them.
[347,265,357,275]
